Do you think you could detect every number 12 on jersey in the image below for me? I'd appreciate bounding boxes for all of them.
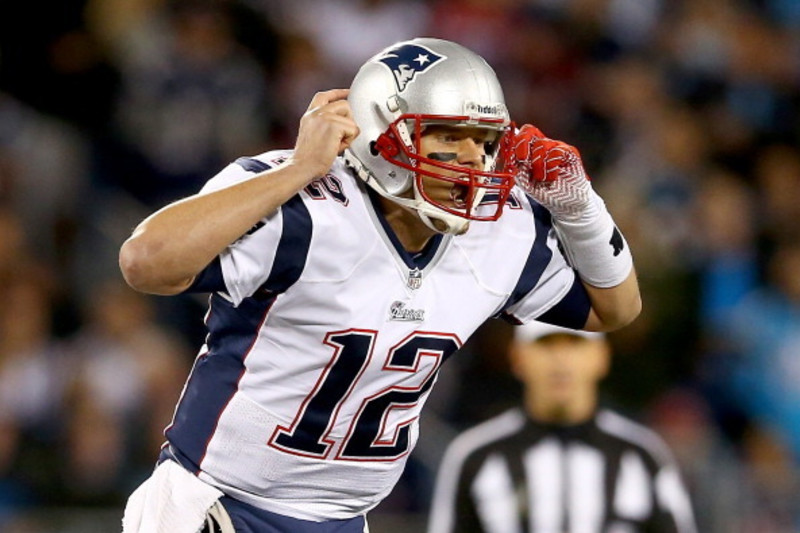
[269,329,461,461]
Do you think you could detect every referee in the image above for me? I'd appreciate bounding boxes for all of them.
[427,322,697,533]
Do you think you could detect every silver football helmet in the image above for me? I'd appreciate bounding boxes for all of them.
[344,38,516,234]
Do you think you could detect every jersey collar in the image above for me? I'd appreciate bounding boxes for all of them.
[363,182,450,270]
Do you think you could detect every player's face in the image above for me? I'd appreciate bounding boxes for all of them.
[416,125,494,210]
[511,335,610,420]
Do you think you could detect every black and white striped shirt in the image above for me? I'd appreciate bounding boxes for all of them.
[428,408,697,533]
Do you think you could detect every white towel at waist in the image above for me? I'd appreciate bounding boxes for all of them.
[122,460,224,533]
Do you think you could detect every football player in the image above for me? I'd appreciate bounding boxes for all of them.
[119,38,640,533]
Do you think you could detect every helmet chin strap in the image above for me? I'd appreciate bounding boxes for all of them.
[372,172,471,235]
[416,204,470,235]
[344,150,472,235]
[410,178,472,235]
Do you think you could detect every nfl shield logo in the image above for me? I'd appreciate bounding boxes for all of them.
[407,268,423,290]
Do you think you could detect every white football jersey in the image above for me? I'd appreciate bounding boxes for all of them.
[163,150,591,521]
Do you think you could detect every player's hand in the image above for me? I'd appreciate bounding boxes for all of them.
[513,124,594,222]
[291,89,360,179]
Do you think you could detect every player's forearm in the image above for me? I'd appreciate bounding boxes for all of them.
[514,126,641,330]
[582,268,641,331]
[119,161,315,295]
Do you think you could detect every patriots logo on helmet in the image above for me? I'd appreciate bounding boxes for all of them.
[377,43,446,92]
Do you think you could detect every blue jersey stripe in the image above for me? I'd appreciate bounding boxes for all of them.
[260,194,313,294]
[235,156,272,173]
[497,198,554,315]
[166,293,276,470]
[534,274,591,328]
[185,256,225,293]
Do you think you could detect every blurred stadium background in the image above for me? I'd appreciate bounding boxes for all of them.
[2,0,800,531]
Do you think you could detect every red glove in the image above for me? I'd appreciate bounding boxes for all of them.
[513,124,594,222]
[513,125,634,288]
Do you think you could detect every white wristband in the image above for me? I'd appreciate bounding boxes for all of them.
[553,191,633,288]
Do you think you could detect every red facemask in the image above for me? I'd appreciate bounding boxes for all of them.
[371,114,517,221]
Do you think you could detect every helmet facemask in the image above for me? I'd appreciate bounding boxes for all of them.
[368,113,516,234]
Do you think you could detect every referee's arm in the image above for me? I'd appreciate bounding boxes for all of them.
[428,448,484,533]
[649,464,699,533]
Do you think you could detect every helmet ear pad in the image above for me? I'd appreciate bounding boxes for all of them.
[371,134,400,159]
[361,99,415,197]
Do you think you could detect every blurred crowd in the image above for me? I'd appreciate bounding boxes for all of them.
[2,0,800,531]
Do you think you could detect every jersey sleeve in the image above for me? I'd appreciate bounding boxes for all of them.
[497,198,592,328]
[183,154,313,306]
